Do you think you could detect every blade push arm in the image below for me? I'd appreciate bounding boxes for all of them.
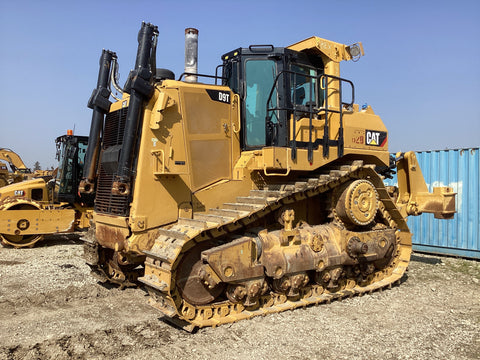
[395,151,456,219]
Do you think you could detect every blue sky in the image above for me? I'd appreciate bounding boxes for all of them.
[0,0,479,169]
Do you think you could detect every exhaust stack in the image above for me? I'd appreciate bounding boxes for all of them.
[184,28,198,83]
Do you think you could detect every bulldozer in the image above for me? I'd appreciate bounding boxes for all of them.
[0,132,92,247]
[82,22,456,330]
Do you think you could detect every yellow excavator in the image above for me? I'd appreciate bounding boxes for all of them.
[0,148,55,187]
[0,148,32,186]
[81,23,455,330]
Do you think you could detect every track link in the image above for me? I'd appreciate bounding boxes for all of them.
[139,161,412,330]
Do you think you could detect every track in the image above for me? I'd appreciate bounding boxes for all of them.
[138,160,412,330]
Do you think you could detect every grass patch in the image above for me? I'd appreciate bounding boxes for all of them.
[446,259,480,280]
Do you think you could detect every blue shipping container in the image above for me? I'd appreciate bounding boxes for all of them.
[385,148,480,259]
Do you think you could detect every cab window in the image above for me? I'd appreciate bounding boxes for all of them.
[245,59,277,147]
[290,64,323,107]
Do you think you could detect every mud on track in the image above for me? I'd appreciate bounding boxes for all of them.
[0,235,479,360]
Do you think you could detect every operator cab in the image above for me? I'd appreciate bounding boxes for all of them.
[222,44,355,161]
[55,134,91,205]
[222,46,325,151]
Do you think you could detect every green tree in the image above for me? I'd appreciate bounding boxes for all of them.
[33,161,41,171]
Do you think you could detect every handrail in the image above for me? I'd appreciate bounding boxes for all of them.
[266,70,355,160]
[151,149,165,174]
[263,148,291,176]
[215,64,224,85]
[232,95,241,134]
[178,72,226,82]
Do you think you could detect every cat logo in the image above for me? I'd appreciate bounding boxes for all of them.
[365,130,387,147]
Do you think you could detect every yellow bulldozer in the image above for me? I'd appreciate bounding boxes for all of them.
[81,23,455,330]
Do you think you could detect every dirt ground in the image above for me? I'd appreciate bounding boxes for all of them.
[0,235,479,360]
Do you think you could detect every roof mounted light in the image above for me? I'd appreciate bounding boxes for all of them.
[346,43,364,62]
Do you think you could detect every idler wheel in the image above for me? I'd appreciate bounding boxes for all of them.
[336,179,378,226]
[176,243,225,306]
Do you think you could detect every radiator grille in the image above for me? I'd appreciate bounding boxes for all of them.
[103,107,127,149]
[94,107,130,216]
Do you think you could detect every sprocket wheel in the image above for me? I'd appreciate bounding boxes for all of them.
[335,179,378,226]
[0,200,44,248]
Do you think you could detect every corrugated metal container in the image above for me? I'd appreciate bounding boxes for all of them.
[385,148,479,259]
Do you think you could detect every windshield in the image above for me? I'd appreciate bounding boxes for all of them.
[245,59,277,147]
[56,139,87,197]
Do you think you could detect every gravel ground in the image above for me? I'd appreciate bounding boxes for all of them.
[0,235,479,360]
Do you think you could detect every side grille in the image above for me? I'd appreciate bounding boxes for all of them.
[94,107,130,216]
